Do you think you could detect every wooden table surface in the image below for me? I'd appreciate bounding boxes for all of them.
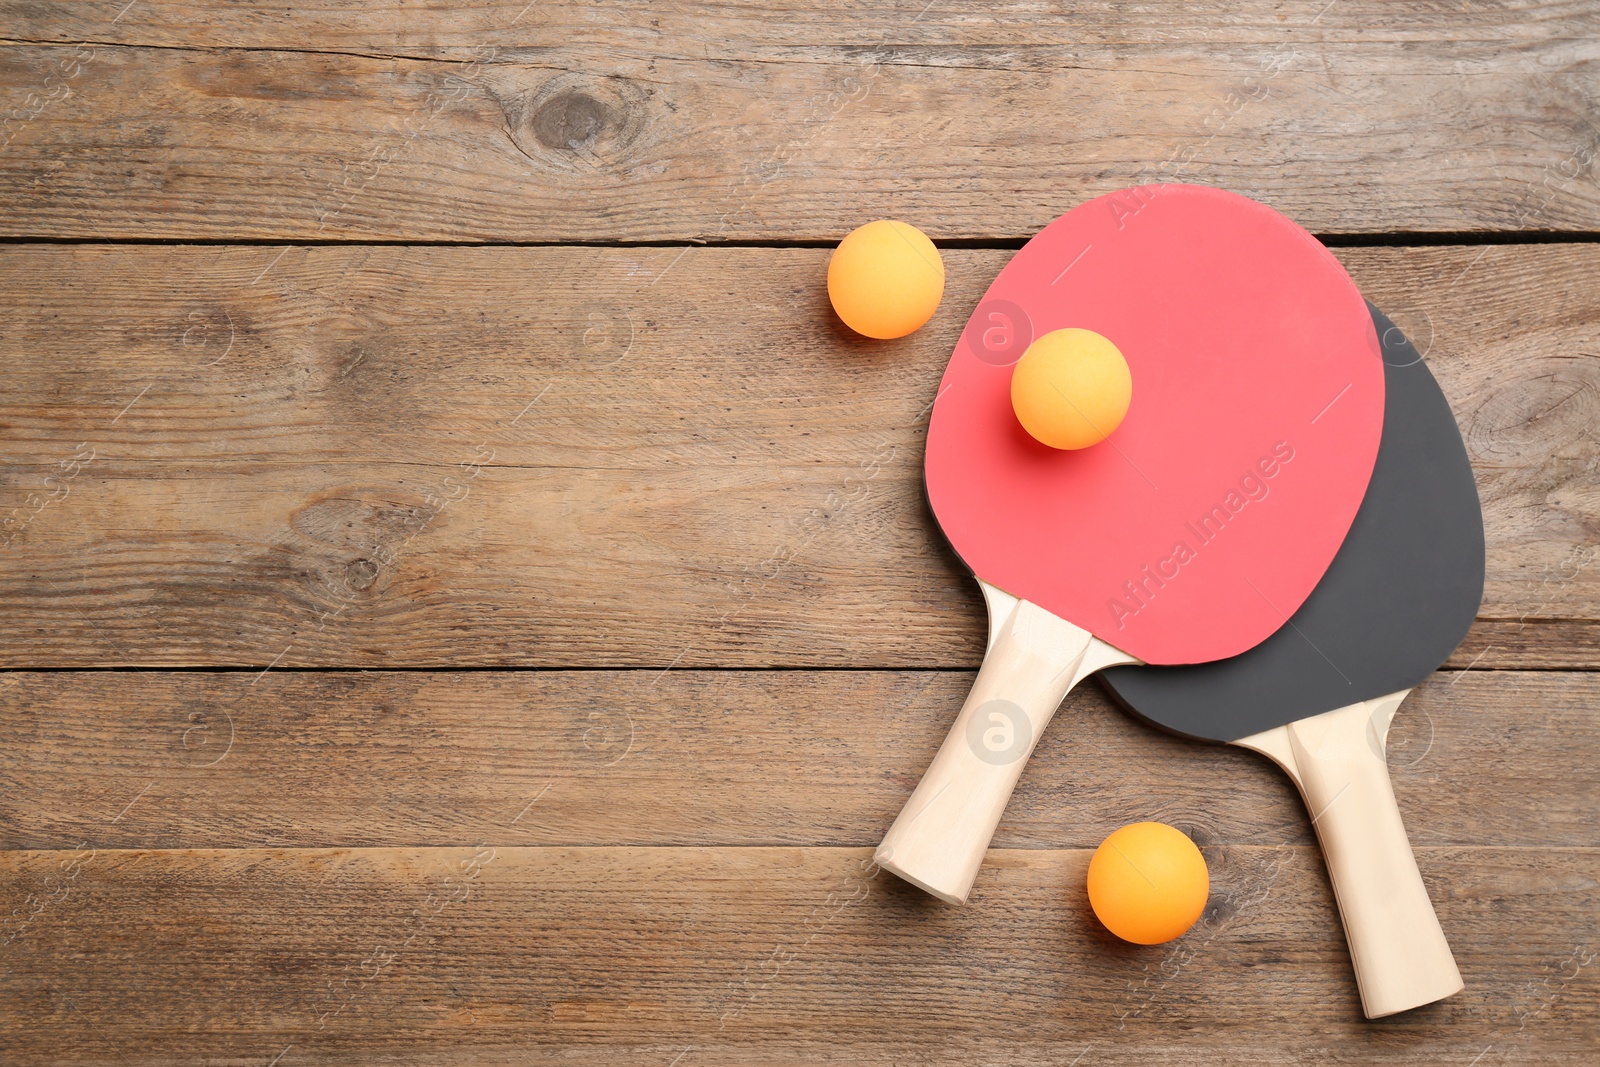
[3,3,1598,1063]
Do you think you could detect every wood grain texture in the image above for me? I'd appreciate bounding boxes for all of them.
[2,5,1596,1063]
[2,2,1599,240]
[2,669,1594,853]
[1,243,1595,668]
[3,843,1597,1065]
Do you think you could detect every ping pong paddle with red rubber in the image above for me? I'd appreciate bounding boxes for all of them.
[1100,304,1482,1017]
[876,184,1385,904]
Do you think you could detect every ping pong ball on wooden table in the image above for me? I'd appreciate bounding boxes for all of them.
[1087,822,1209,945]
[1011,328,1132,449]
[827,220,945,339]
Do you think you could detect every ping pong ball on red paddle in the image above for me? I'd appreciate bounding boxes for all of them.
[1087,822,1209,945]
[1011,328,1132,449]
[875,184,1384,907]
[827,220,945,339]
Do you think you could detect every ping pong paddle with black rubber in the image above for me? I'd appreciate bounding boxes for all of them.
[876,185,1386,904]
[1100,304,1482,1018]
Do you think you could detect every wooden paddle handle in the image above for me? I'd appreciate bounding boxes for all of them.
[875,596,1093,903]
[1238,693,1463,1018]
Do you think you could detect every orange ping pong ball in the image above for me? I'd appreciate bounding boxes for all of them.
[1010,328,1132,449]
[1087,822,1209,945]
[827,220,945,339]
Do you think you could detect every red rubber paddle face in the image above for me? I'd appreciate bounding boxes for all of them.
[926,185,1384,664]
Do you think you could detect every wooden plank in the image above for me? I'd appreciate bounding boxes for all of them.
[13,0,1599,55]
[2,843,1596,1064]
[1,668,1594,855]
[0,244,1596,668]
[2,2,1599,240]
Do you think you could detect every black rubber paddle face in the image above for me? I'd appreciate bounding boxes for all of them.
[1098,305,1484,743]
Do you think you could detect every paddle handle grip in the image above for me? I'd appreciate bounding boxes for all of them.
[875,597,1091,903]
[1241,694,1463,1018]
